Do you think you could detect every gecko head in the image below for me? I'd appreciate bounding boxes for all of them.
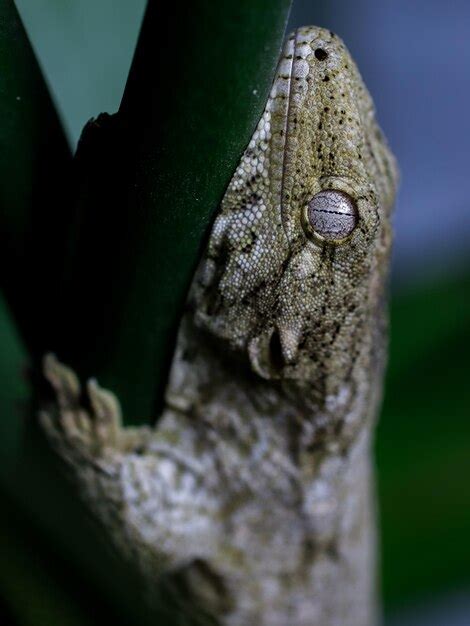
[193,27,397,398]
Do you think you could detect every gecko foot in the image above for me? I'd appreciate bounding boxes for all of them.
[41,354,154,467]
[40,354,123,464]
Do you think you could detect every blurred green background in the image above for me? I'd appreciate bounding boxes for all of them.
[1,1,469,625]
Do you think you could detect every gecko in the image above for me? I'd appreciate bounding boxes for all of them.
[40,26,397,626]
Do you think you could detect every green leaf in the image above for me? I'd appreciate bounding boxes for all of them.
[56,0,293,423]
[0,498,90,626]
[0,0,72,357]
[0,2,293,623]
[377,272,470,607]
[0,288,157,626]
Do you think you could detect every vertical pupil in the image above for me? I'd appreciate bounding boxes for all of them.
[307,190,358,241]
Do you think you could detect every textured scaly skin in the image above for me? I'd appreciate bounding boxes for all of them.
[40,27,397,626]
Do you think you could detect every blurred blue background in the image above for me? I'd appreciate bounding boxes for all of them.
[5,0,470,624]
[289,0,470,285]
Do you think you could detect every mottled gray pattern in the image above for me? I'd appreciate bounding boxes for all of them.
[40,26,397,626]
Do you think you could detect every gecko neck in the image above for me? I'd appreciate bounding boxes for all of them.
[159,313,381,625]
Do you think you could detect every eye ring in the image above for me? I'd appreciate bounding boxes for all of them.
[301,189,359,245]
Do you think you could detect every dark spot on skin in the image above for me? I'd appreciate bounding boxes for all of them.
[181,348,192,361]
[315,48,328,61]
[205,290,223,317]
[333,418,345,437]
[323,76,330,82]
[183,559,231,613]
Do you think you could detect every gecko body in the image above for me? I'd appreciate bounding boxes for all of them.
[41,27,397,625]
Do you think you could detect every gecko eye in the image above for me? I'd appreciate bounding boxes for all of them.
[305,190,358,243]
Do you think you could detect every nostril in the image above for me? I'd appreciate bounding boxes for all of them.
[269,329,285,372]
